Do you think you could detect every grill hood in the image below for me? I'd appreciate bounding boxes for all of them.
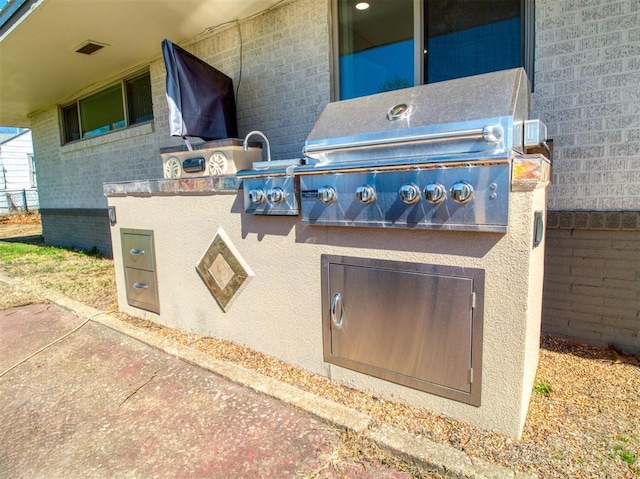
[303,68,531,165]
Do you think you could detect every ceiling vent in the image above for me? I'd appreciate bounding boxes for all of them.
[75,41,107,55]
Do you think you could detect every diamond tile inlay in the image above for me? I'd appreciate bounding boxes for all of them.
[196,228,253,312]
[209,254,235,290]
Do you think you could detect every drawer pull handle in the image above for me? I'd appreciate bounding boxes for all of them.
[331,293,344,329]
[130,249,145,256]
[133,283,149,290]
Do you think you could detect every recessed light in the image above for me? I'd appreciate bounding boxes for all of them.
[355,2,370,10]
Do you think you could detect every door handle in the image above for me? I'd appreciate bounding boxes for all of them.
[331,293,344,329]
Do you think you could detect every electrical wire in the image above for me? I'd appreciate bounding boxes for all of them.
[235,20,243,104]
[0,310,112,379]
[184,0,292,104]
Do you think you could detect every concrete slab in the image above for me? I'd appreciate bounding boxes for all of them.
[0,304,411,478]
[0,303,81,372]
[0,273,531,479]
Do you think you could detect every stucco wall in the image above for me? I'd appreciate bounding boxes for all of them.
[28,0,330,254]
[107,181,548,438]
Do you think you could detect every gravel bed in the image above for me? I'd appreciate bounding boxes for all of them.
[3,215,637,477]
[118,314,639,478]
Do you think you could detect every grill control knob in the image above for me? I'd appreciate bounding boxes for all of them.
[317,186,337,204]
[424,183,446,204]
[356,185,376,204]
[248,188,266,204]
[266,187,286,204]
[399,183,421,205]
[450,181,474,204]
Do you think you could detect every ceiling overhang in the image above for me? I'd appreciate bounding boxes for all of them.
[0,0,284,127]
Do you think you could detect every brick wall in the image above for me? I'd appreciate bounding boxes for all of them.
[40,209,113,257]
[543,211,640,355]
[184,0,331,160]
[533,0,640,210]
[28,0,330,255]
[25,0,640,349]
[534,1,640,352]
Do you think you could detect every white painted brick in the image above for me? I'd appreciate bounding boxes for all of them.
[575,130,623,145]
[582,1,627,20]
[27,0,640,220]
[29,0,329,250]
[555,49,601,68]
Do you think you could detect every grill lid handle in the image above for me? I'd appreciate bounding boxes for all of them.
[303,124,504,156]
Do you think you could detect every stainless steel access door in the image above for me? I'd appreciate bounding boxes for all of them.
[322,255,484,406]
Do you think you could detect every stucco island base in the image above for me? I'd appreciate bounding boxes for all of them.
[105,176,547,439]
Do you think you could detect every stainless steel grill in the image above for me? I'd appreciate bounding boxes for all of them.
[238,68,549,233]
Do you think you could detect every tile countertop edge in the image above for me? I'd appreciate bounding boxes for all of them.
[103,176,243,197]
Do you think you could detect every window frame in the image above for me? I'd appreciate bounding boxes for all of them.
[60,70,153,145]
[331,0,534,101]
[27,153,36,188]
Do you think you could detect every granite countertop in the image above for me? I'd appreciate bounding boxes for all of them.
[103,176,242,197]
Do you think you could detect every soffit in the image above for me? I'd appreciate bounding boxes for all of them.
[0,0,283,126]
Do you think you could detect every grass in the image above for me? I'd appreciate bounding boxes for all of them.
[0,241,117,311]
[0,282,41,310]
[610,436,638,467]
[532,380,552,396]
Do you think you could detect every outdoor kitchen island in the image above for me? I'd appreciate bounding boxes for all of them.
[105,69,551,439]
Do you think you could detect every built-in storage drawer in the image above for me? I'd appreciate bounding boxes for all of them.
[121,229,159,314]
[321,255,484,406]
[124,267,160,313]
[122,231,155,271]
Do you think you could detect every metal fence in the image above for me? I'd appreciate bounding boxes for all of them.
[0,189,39,213]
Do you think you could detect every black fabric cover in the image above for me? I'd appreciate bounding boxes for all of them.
[162,39,238,141]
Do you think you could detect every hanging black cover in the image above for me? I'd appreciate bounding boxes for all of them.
[162,39,238,141]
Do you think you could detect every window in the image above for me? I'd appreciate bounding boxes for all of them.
[334,0,533,100]
[337,0,416,100]
[61,72,153,144]
[27,154,36,188]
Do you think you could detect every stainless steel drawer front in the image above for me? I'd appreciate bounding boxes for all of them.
[122,232,155,270]
[322,255,484,406]
[120,228,159,314]
[124,267,160,314]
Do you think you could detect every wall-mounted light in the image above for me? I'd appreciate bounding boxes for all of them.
[355,2,370,10]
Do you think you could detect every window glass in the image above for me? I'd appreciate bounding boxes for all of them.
[336,0,527,100]
[126,73,154,124]
[80,84,125,138]
[28,154,37,188]
[61,72,153,144]
[338,0,414,100]
[62,104,80,143]
[425,0,521,83]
